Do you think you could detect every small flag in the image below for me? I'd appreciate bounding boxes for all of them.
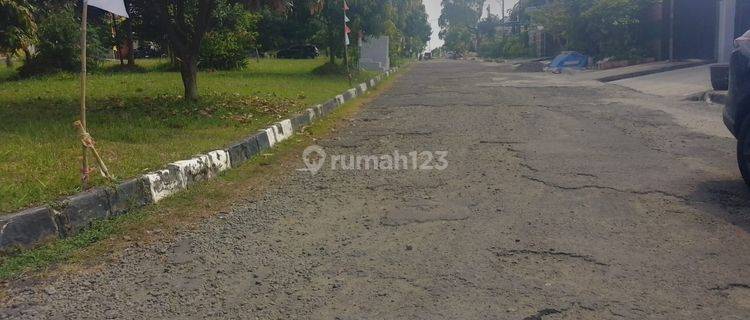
[88,0,129,18]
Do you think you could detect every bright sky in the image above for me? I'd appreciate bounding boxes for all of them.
[423,0,519,51]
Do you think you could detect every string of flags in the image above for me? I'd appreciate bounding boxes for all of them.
[344,1,351,46]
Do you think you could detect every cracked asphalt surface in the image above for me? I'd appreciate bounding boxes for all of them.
[3,60,750,319]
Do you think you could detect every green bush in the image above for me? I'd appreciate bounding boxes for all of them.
[19,9,106,77]
[199,2,259,70]
[478,39,504,58]
[503,35,531,58]
[478,34,531,59]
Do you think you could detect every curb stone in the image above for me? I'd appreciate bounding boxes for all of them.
[344,88,358,101]
[57,188,112,236]
[0,68,398,253]
[110,178,152,216]
[0,207,59,251]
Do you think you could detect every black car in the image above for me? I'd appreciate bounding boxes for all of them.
[277,45,319,59]
[723,49,750,185]
[134,43,165,59]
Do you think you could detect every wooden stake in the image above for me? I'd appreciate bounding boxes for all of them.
[81,1,90,190]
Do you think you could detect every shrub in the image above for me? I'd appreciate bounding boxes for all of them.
[199,2,259,70]
[19,9,106,77]
[479,39,504,59]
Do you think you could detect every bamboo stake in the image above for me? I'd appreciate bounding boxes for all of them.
[80,0,90,190]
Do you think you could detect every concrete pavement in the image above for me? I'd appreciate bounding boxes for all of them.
[2,60,750,319]
[611,64,713,98]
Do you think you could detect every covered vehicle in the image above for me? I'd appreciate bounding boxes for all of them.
[723,30,750,185]
[277,45,320,59]
[547,51,589,73]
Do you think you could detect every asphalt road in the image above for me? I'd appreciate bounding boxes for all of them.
[3,60,750,319]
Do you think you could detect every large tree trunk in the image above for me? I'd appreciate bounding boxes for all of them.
[328,29,336,65]
[125,19,136,66]
[22,47,31,62]
[179,56,199,101]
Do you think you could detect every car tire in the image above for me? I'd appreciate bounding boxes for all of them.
[711,64,730,91]
[737,116,750,187]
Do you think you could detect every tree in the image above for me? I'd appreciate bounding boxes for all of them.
[0,0,37,65]
[439,0,485,53]
[529,0,657,59]
[128,0,290,101]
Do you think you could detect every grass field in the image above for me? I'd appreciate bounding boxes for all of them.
[0,58,371,214]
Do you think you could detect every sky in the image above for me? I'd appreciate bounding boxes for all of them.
[423,0,519,51]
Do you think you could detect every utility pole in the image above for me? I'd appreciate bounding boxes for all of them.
[501,0,505,20]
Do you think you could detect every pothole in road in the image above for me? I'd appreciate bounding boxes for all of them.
[378,200,472,227]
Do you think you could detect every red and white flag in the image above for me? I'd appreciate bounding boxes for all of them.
[88,0,129,18]
[344,1,350,46]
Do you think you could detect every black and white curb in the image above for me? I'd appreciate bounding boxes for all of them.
[0,67,399,253]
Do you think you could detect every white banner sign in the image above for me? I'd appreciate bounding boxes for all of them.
[88,0,129,18]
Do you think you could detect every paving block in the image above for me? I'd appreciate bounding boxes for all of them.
[335,94,345,105]
[227,134,261,167]
[313,104,324,118]
[207,150,231,173]
[271,119,294,143]
[57,188,112,236]
[169,155,213,186]
[306,108,317,122]
[344,88,358,101]
[227,142,249,167]
[0,207,60,252]
[110,178,152,216]
[261,127,278,148]
[255,130,272,151]
[143,167,186,203]
[291,111,312,131]
[322,99,338,115]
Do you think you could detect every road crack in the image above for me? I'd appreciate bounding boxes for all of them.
[521,175,690,202]
[522,308,565,320]
[493,249,609,267]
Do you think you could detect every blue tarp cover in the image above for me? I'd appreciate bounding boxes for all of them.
[549,51,589,70]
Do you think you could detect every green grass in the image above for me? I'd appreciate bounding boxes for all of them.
[0,58,372,213]
[0,68,404,280]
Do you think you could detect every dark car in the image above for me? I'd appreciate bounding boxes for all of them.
[134,43,165,59]
[277,45,319,59]
[723,49,750,185]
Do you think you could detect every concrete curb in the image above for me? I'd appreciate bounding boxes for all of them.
[0,67,399,253]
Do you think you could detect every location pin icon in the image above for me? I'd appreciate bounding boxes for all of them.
[302,145,326,175]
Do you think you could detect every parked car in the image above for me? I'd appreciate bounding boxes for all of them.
[723,48,750,186]
[277,45,319,59]
[134,43,165,59]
